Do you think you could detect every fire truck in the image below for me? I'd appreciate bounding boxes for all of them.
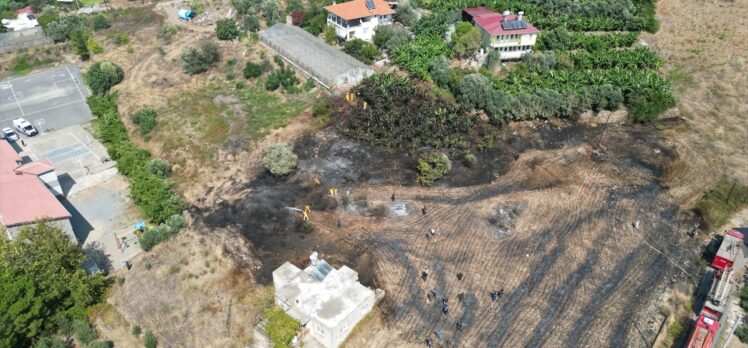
[686,229,745,348]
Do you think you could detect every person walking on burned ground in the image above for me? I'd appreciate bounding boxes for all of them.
[421,268,429,281]
[434,329,442,340]
[424,337,433,347]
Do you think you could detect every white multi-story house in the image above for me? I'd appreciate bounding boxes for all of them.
[324,0,395,42]
[463,7,540,60]
[273,252,380,348]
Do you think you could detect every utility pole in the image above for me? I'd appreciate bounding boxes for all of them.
[596,111,613,149]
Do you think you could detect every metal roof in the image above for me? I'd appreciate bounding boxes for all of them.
[308,260,334,282]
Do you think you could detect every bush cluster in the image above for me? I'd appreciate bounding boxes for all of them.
[373,25,411,52]
[85,93,184,223]
[181,40,221,75]
[264,307,300,348]
[265,67,299,92]
[417,153,452,186]
[138,215,187,251]
[341,73,471,149]
[215,19,240,40]
[343,39,379,64]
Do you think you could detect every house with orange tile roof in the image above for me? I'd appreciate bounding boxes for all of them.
[324,0,395,42]
[0,141,73,240]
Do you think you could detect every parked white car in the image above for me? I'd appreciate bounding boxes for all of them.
[1,127,19,141]
[13,117,38,136]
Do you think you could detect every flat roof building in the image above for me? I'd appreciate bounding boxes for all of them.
[273,252,379,348]
[0,141,73,240]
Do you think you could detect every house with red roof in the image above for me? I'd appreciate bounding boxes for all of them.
[463,7,540,60]
[0,141,73,240]
[325,0,395,42]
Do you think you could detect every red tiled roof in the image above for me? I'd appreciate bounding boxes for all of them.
[325,0,395,20]
[15,6,34,15]
[465,7,540,36]
[0,142,69,227]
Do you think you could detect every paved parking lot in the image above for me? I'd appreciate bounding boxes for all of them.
[0,65,93,132]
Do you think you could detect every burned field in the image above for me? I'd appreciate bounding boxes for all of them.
[197,118,700,347]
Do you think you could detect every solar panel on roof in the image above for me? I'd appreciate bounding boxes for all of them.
[308,261,333,282]
[518,20,527,29]
[365,0,375,10]
[501,20,528,31]
[501,21,512,30]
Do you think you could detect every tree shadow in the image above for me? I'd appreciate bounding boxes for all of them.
[83,241,112,274]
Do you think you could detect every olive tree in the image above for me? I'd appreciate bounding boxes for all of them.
[262,143,298,176]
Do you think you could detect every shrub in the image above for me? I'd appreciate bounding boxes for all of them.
[323,25,338,45]
[138,215,186,251]
[264,307,299,348]
[157,25,179,42]
[521,51,557,72]
[234,0,257,15]
[92,13,111,31]
[458,73,493,110]
[87,36,103,55]
[429,55,452,88]
[215,19,239,40]
[143,331,158,348]
[87,341,113,348]
[395,1,418,26]
[483,50,501,70]
[287,0,303,13]
[273,54,285,67]
[85,61,124,96]
[181,40,221,75]
[417,153,452,186]
[262,143,298,176]
[132,325,142,336]
[116,33,129,45]
[736,325,748,343]
[243,62,263,78]
[36,6,59,28]
[243,15,260,32]
[343,39,379,64]
[464,152,477,168]
[313,98,331,118]
[265,67,298,91]
[148,159,172,178]
[34,336,67,348]
[132,109,157,136]
[73,320,97,345]
[303,79,315,90]
[70,27,90,60]
[373,24,409,51]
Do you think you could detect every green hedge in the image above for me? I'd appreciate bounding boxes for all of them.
[86,94,184,223]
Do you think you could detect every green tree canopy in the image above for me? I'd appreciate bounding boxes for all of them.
[85,61,124,96]
[0,222,107,346]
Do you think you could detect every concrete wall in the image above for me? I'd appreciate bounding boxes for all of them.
[0,27,52,54]
[332,67,374,89]
[5,218,76,242]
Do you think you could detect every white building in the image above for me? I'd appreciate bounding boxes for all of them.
[464,7,540,60]
[1,7,39,32]
[273,252,379,348]
[324,0,395,42]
